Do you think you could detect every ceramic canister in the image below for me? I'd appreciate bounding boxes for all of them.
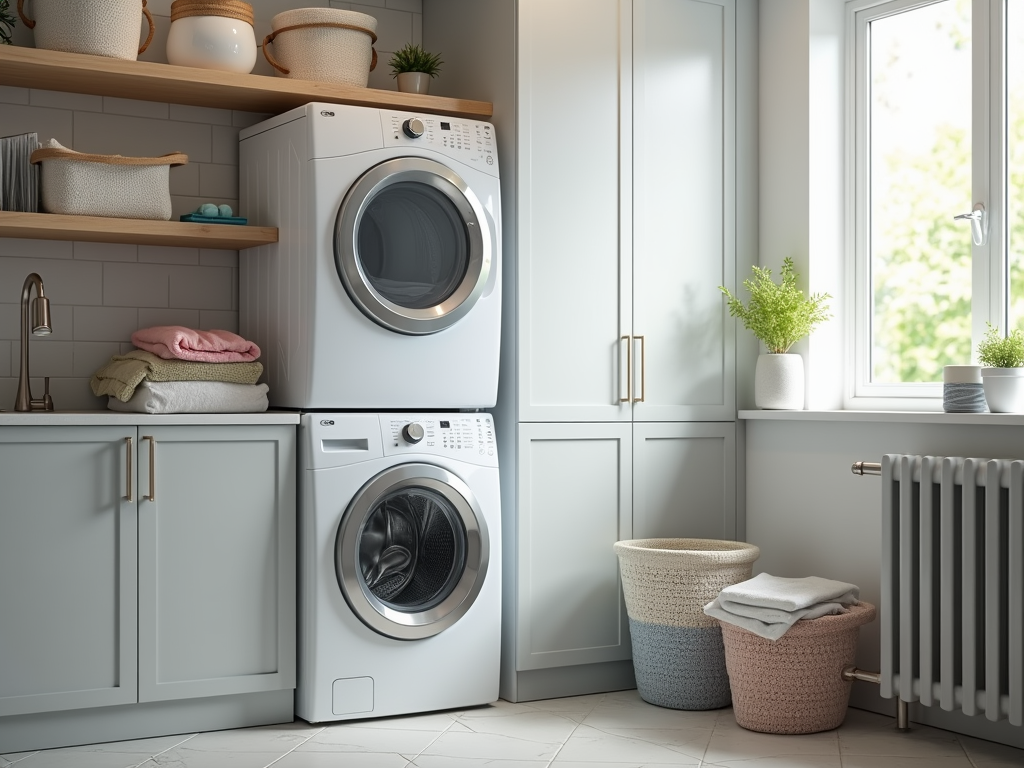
[167,0,257,74]
[943,365,987,413]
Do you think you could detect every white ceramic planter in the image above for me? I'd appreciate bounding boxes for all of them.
[754,353,804,410]
[167,15,258,74]
[981,367,1024,413]
[397,72,431,94]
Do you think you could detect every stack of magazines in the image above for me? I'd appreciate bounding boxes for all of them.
[0,132,40,212]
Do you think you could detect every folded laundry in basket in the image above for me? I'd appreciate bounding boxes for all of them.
[90,349,264,402]
[107,381,269,414]
[131,326,260,363]
[703,573,860,641]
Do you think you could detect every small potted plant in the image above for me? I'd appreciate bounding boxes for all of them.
[1,0,16,45]
[977,323,1024,412]
[720,257,831,409]
[388,43,443,94]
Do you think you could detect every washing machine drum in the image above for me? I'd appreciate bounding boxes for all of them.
[334,157,493,336]
[335,463,489,640]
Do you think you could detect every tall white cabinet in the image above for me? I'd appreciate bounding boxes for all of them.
[425,0,757,702]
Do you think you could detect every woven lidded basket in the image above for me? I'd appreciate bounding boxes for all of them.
[614,538,760,710]
[17,0,155,60]
[30,140,188,221]
[262,7,378,87]
[721,601,877,734]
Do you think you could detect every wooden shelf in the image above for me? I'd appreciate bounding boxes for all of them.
[0,46,493,120]
[0,211,278,249]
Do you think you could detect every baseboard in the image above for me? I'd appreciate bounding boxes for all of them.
[501,661,637,703]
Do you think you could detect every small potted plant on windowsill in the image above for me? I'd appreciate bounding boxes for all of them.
[977,323,1024,413]
[1,0,16,45]
[388,43,443,94]
[720,257,832,409]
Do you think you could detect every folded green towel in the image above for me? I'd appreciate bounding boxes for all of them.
[91,349,264,402]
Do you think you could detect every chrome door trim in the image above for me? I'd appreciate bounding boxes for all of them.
[334,157,492,336]
[335,463,489,640]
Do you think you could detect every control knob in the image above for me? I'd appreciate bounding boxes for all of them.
[402,422,425,444]
[402,118,425,139]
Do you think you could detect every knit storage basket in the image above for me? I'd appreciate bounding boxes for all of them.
[721,601,877,734]
[17,0,155,60]
[614,538,760,710]
[262,7,378,87]
[30,141,188,221]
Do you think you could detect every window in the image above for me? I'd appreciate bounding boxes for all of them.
[849,0,1022,406]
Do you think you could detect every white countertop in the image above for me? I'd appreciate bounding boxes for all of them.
[0,410,301,426]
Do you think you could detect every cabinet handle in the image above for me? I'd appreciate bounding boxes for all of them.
[620,334,632,403]
[143,435,156,502]
[125,436,133,501]
[634,335,646,403]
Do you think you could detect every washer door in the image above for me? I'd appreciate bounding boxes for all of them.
[335,463,489,640]
[334,157,492,335]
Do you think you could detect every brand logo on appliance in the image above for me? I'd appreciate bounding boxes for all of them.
[320,110,335,118]
[320,419,335,426]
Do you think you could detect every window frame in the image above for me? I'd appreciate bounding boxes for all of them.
[845,0,1009,410]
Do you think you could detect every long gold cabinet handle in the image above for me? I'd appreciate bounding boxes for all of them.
[142,435,156,502]
[125,436,133,501]
[620,335,632,403]
[634,335,646,403]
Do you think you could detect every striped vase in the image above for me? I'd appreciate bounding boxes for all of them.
[614,538,760,710]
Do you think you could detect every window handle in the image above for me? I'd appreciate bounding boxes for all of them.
[953,203,988,246]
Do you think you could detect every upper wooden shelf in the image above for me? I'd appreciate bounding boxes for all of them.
[0,46,493,120]
[0,211,278,249]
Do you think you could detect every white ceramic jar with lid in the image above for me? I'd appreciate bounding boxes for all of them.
[166,0,257,74]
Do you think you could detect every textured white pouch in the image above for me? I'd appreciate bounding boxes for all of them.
[30,139,188,221]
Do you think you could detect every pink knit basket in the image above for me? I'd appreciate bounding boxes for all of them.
[721,601,877,734]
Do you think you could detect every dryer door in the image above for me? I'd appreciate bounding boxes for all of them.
[335,463,489,640]
[334,157,493,335]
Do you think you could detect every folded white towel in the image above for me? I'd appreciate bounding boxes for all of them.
[718,573,859,612]
[703,596,852,641]
[107,381,269,414]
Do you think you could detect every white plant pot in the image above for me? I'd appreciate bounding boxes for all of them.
[754,353,804,410]
[397,72,431,94]
[981,367,1024,413]
[167,15,258,75]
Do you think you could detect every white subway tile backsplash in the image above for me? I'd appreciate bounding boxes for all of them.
[170,162,201,196]
[0,238,73,260]
[138,308,201,329]
[25,339,75,378]
[0,104,74,147]
[73,306,140,342]
[0,341,10,377]
[139,245,200,266]
[74,112,212,162]
[103,263,170,308]
[355,6,412,52]
[0,304,76,342]
[74,242,138,263]
[232,112,274,128]
[170,104,234,126]
[412,12,422,46]
[0,256,104,307]
[199,310,240,333]
[0,86,30,105]
[387,0,422,14]
[199,249,238,268]
[199,163,240,199]
[31,90,103,112]
[212,125,242,165]
[102,97,170,120]
[50,377,105,411]
[168,266,234,310]
[73,341,123,378]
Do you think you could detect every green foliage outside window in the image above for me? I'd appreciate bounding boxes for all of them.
[1,1,15,45]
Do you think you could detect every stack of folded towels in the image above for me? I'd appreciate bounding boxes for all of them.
[90,326,268,414]
[703,573,861,641]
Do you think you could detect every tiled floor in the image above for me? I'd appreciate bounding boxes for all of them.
[2,691,1022,768]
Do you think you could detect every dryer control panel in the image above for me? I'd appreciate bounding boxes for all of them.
[381,111,498,177]
[383,414,497,466]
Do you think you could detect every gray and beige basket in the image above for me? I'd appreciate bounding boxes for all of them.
[262,7,378,87]
[721,601,877,734]
[30,141,188,221]
[614,538,760,710]
[17,0,155,60]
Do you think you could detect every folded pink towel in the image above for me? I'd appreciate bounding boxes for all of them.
[131,326,261,363]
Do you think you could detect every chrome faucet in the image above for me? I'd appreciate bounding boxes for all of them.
[15,272,54,412]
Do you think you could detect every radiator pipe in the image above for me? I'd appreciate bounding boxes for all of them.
[851,461,882,476]
[842,666,910,731]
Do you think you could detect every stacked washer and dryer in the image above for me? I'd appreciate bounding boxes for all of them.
[238,103,502,722]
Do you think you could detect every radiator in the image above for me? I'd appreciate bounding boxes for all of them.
[881,454,1023,726]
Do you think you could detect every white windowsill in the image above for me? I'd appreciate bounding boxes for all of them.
[738,410,1024,426]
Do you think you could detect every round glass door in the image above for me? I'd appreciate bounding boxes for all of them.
[334,157,493,335]
[335,464,488,640]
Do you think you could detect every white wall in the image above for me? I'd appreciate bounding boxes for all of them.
[0,0,422,411]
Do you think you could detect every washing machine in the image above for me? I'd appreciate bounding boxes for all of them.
[297,412,500,722]
[238,103,501,410]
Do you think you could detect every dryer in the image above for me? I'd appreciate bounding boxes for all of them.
[239,103,501,410]
[297,412,500,722]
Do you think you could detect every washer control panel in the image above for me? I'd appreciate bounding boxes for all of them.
[384,414,496,463]
[382,111,498,175]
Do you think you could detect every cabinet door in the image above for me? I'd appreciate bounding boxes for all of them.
[0,426,137,717]
[137,425,295,702]
[632,422,736,541]
[516,423,632,670]
[632,0,736,421]
[518,0,634,422]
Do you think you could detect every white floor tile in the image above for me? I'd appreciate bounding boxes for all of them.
[409,758,549,768]
[417,729,562,763]
[296,724,445,754]
[702,757,842,768]
[838,757,975,768]
[552,724,703,765]
[271,752,410,767]
[958,735,1024,768]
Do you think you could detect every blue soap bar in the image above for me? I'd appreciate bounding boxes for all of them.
[179,213,249,226]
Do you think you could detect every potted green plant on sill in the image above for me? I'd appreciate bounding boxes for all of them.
[977,323,1024,412]
[719,257,831,409]
[388,43,443,95]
